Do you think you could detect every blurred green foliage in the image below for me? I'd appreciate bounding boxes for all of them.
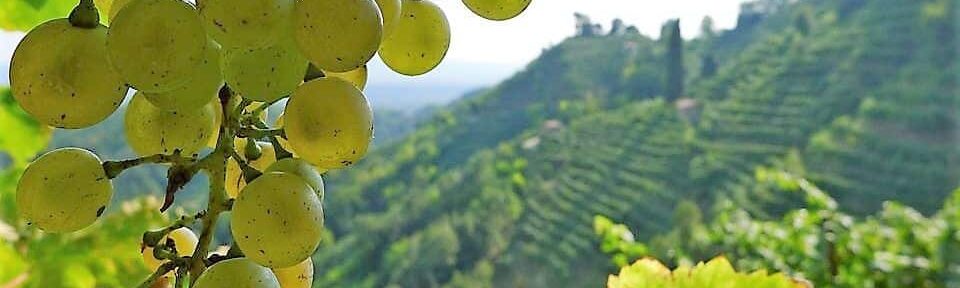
[1,87,170,286]
[607,257,804,288]
[0,88,50,167]
[0,0,76,31]
[631,170,960,287]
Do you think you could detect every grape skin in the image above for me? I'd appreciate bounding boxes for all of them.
[294,0,382,72]
[143,40,224,111]
[462,0,531,21]
[16,148,112,232]
[265,158,325,202]
[231,172,323,268]
[199,0,294,48]
[105,0,132,22]
[141,227,199,271]
[193,258,281,288]
[376,0,402,38]
[107,0,207,93]
[10,19,127,129]
[283,78,374,170]
[324,65,368,91]
[379,0,450,76]
[226,139,277,198]
[272,258,313,288]
[124,93,218,157]
[222,39,308,102]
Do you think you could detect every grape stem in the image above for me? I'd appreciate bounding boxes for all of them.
[268,136,295,160]
[137,262,177,288]
[68,0,100,28]
[102,152,196,179]
[238,127,285,139]
[186,87,239,284]
[229,149,264,184]
[304,64,325,81]
[249,98,284,115]
[141,211,206,248]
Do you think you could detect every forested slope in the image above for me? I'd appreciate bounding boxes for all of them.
[316,0,957,287]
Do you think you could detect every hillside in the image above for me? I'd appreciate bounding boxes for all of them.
[43,105,423,213]
[316,0,957,287]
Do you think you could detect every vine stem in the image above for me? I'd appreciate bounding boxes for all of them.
[137,262,177,288]
[141,211,205,247]
[187,88,240,284]
[238,127,285,139]
[103,152,195,179]
[249,98,284,115]
[268,136,294,160]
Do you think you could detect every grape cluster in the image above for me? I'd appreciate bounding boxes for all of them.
[9,0,530,286]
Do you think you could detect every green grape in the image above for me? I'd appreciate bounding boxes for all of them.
[207,99,225,148]
[106,0,132,22]
[16,148,112,232]
[107,0,207,92]
[462,0,531,21]
[265,158,324,201]
[199,0,294,48]
[324,65,368,91]
[93,0,114,22]
[376,0,401,38]
[142,227,199,271]
[194,258,281,288]
[231,172,323,268]
[272,258,313,288]
[143,40,223,111]
[283,78,373,170]
[294,0,382,72]
[379,0,450,76]
[226,139,277,198]
[223,39,308,102]
[10,19,127,129]
[124,93,218,156]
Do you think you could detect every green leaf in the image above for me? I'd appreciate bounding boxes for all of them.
[0,87,51,166]
[0,0,77,31]
[0,240,27,285]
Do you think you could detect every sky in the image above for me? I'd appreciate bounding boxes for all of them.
[0,0,750,108]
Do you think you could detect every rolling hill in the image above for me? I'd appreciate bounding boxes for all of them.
[315,0,957,287]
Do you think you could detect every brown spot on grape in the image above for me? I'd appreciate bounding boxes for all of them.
[96,206,105,217]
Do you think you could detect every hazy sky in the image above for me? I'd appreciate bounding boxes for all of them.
[435,0,748,65]
[0,0,749,88]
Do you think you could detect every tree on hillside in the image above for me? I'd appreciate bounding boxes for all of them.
[794,10,810,35]
[700,54,717,78]
[609,18,626,36]
[664,19,685,101]
[575,13,596,37]
[700,16,716,40]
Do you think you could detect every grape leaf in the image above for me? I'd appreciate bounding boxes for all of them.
[0,0,76,31]
[0,87,51,166]
[0,239,27,286]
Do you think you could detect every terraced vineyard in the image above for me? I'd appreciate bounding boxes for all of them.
[503,101,692,286]
[312,0,958,286]
[802,0,959,214]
